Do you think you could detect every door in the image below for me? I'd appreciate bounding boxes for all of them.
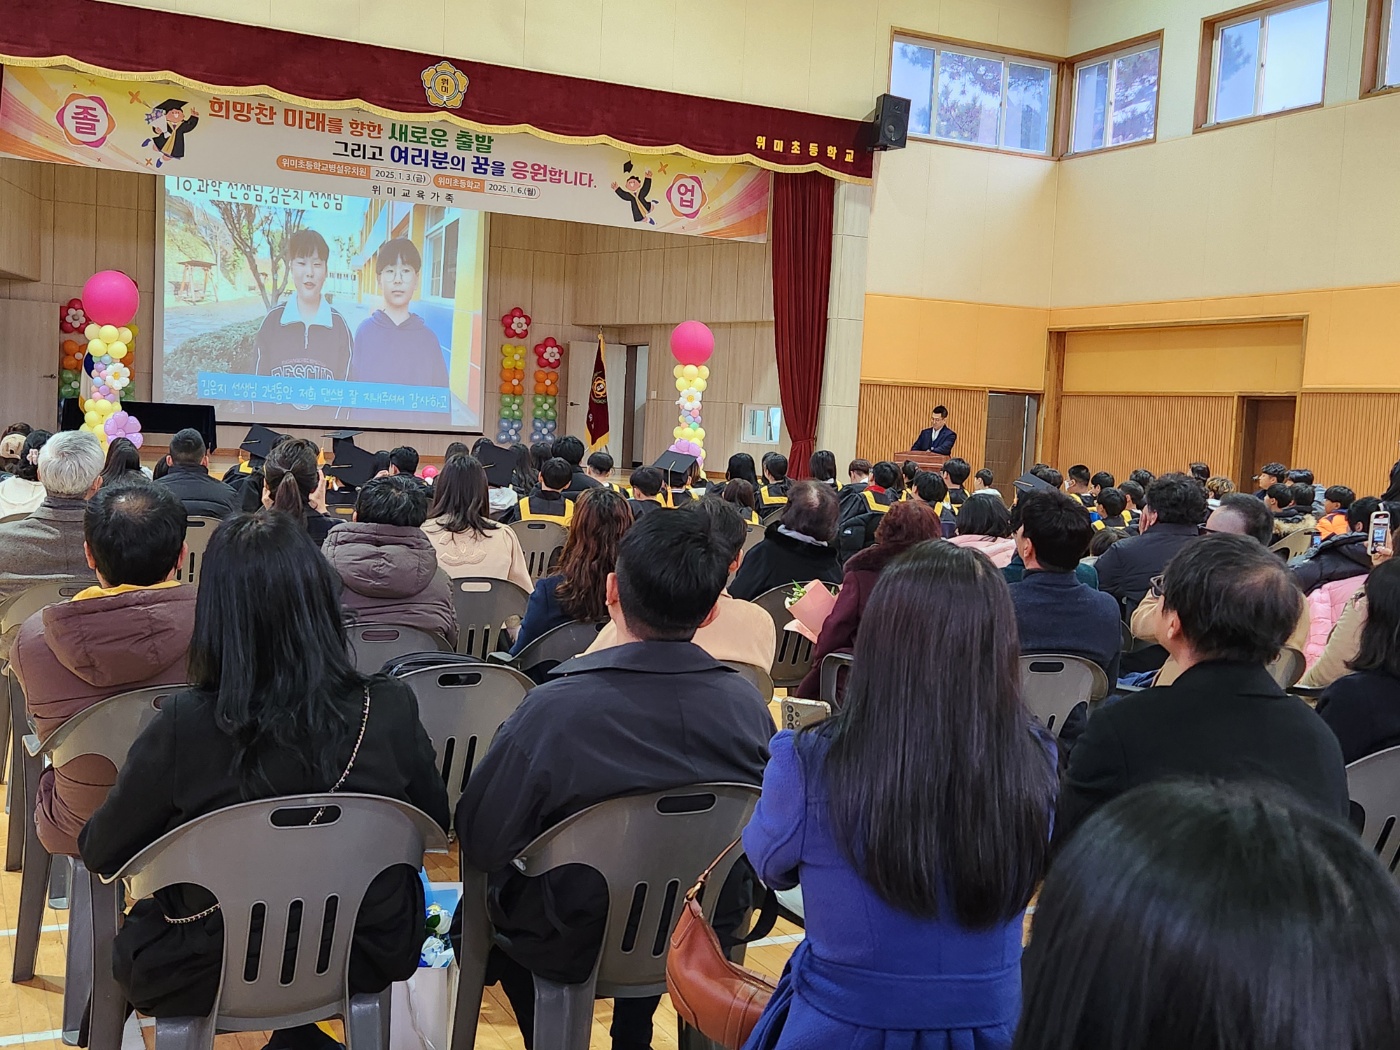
[1238,397,1296,491]
[566,340,626,451]
[0,301,61,431]
[984,392,1039,489]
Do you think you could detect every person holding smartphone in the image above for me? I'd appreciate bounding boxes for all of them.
[1291,496,1382,669]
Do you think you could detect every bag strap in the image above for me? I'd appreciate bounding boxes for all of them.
[682,838,783,945]
[310,684,371,825]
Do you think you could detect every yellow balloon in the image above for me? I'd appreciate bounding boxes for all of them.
[88,338,107,356]
[118,327,133,344]
[84,410,99,426]
[108,343,127,361]
[674,378,688,393]
[692,378,707,393]
[694,427,706,441]
[682,365,699,380]
[672,365,684,378]
[698,365,710,381]
[673,426,684,439]
[99,324,120,344]
[97,399,116,415]
[127,323,138,336]
[83,323,100,342]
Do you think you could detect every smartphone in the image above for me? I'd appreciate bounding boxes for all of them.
[1311,532,1323,550]
[1371,510,1391,554]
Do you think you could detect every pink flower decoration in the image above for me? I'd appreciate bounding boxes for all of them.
[501,307,532,338]
[533,337,562,368]
[60,299,87,334]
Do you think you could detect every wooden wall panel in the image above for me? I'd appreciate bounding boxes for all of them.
[1056,395,1238,482]
[1294,393,1400,496]
[1062,322,1304,395]
[855,384,988,468]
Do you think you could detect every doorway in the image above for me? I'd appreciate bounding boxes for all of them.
[984,392,1039,489]
[1237,397,1296,491]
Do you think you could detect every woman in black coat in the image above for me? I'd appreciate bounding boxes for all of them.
[79,511,449,1042]
[729,479,843,600]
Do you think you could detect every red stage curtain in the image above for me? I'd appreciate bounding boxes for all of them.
[771,172,835,480]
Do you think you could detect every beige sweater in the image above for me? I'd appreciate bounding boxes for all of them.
[1131,590,1311,687]
[585,592,777,673]
[421,517,533,594]
[1297,592,1367,689]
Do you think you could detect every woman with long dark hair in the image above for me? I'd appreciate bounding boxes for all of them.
[809,449,837,486]
[948,495,1017,567]
[423,454,532,591]
[509,488,633,654]
[78,511,449,1036]
[1317,557,1400,762]
[722,478,760,525]
[720,452,759,490]
[99,436,144,488]
[1014,780,1400,1050]
[0,429,50,517]
[262,437,340,543]
[743,541,1057,1049]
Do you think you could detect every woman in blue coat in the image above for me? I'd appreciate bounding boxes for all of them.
[742,540,1058,1050]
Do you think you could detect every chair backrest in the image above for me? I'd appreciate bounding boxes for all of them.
[511,620,604,678]
[740,524,764,555]
[721,662,774,704]
[116,793,447,1030]
[0,512,27,525]
[1019,654,1108,735]
[512,783,759,997]
[176,515,220,587]
[819,652,853,705]
[397,663,531,820]
[508,519,569,581]
[750,586,817,688]
[779,697,831,730]
[450,577,531,659]
[1347,745,1400,877]
[43,684,184,767]
[1269,530,1317,561]
[347,622,451,675]
[1267,646,1306,689]
[760,509,784,527]
[1,578,89,635]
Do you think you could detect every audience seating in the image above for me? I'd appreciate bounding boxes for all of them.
[780,697,832,730]
[760,509,784,527]
[1019,655,1109,736]
[509,519,568,581]
[722,661,775,704]
[740,524,764,555]
[0,512,27,525]
[819,652,853,705]
[346,622,452,675]
[493,620,604,681]
[394,663,532,828]
[111,794,448,1050]
[751,586,819,689]
[1267,646,1306,690]
[174,515,218,588]
[1269,531,1316,560]
[449,577,530,659]
[14,685,174,1042]
[1345,745,1400,879]
[453,784,759,1050]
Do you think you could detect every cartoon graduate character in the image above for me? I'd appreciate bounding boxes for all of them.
[611,161,656,224]
[144,99,199,168]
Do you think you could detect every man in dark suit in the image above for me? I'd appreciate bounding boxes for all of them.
[911,404,957,455]
[1055,534,1349,850]
[1093,471,1206,622]
[156,428,237,518]
[455,509,773,1049]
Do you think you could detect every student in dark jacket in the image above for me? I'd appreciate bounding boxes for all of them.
[1317,557,1400,763]
[503,457,575,525]
[262,437,342,544]
[755,453,793,517]
[78,511,449,1029]
[348,238,449,390]
[155,428,237,519]
[456,508,773,1049]
[551,435,602,497]
[730,479,843,600]
[321,474,458,648]
[1292,497,1377,595]
[625,466,668,519]
[1092,473,1206,617]
[1057,535,1349,850]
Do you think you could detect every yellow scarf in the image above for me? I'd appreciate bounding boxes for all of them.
[73,580,181,602]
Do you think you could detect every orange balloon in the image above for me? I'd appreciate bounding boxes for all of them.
[500,367,513,380]
[534,383,546,394]
[510,378,522,392]
[61,339,79,354]
[534,370,546,382]
[514,368,525,381]
[546,370,558,382]
[499,381,513,394]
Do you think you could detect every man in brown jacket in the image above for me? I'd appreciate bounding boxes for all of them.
[10,480,195,856]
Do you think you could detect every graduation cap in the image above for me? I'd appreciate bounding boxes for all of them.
[239,424,286,463]
[322,439,379,490]
[653,450,698,483]
[1012,471,1058,497]
[155,99,189,112]
[475,442,517,488]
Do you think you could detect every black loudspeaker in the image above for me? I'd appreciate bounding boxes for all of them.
[866,93,909,151]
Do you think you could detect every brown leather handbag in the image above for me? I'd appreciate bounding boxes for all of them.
[666,839,779,1050]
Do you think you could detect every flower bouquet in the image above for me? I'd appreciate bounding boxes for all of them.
[783,580,837,643]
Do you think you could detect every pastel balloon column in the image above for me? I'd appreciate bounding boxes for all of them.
[669,321,714,464]
[530,337,563,444]
[76,271,142,447]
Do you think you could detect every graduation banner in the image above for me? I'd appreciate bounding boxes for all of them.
[0,65,771,241]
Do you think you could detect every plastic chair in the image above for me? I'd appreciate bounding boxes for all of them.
[347,622,452,675]
[740,524,764,555]
[509,519,569,581]
[449,577,530,659]
[175,515,219,587]
[452,783,760,1050]
[1270,531,1316,560]
[819,652,853,706]
[760,509,784,527]
[721,662,774,704]
[14,685,176,1044]
[750,586,818,689]
[1267,646,1306,690]
[110,793,448,1050]
[498,620,605,681]
[1019,654,1110,736]
[1347,745,1400,877]
[0,512,28,524]
[779,697,831,730]
[395,662,532,827]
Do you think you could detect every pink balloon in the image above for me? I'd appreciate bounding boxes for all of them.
[81,270,140,326]
[670,320,714,366]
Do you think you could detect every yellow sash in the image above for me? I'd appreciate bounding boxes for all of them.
[519,496,574,525]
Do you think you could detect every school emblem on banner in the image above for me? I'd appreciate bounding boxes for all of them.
[421,61,469,109]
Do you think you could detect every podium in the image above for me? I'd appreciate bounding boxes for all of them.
[895,451,948,472]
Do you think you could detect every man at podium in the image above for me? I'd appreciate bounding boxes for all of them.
[912,405,957,455]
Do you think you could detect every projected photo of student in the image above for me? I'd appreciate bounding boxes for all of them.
[252,229,353,386]
[349,237,450,392]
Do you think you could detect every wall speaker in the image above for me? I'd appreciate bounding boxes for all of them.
[866,93,909,151]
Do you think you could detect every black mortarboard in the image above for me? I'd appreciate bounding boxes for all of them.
[155,99,189,111]
[322,429,365,442]
[653,450,698,480]
[476,443,516,488]
[323,440,378,490]
[1013,471,1058,497]
[239,424,286,463]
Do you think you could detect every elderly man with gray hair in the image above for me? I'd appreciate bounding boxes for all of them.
[0,431,105,653]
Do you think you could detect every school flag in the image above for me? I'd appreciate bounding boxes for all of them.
[586,334,610,452]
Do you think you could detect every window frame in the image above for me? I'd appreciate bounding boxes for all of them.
[1058,32,1165,158]
[1194,0,1332,131]
[1361,0,1400,97]
[889,32,1061,158]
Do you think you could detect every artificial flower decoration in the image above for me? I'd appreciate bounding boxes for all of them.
[105,362,131,390]
[60,299,87,333]
[533,338,562,368]
[501,307,532,339]
[678,389,702,411]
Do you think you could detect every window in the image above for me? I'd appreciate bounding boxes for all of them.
[1069,40,1162,153]
[422,212,459,299]
[891,37,1056,154]
[1205,0,1330,125]
[742,405,783,445]
[1362,0,1400,92]
[1386,0,1400,86]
